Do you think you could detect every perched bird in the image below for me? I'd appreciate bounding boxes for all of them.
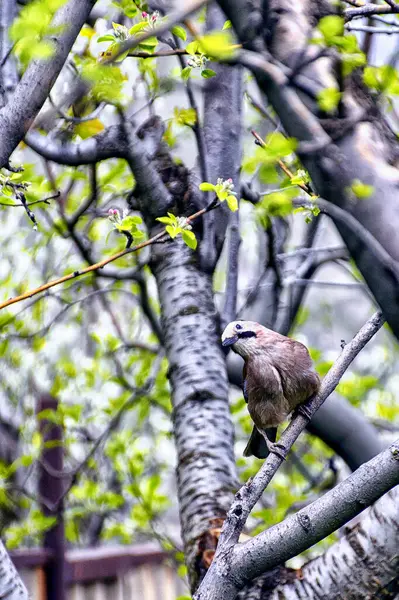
[221,320,320,459]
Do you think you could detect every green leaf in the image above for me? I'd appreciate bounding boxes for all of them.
[201,68,216,79]
[199,182,216,192]
[363,65,399,95]
[75,118,104,139]
[174,107,197,127]
[317,88,341,113]
[186,41,199,55]
[181,66,192,81]
[171,25,187,41]
[129,22,148,35]
[226,195,238,211]
[182,230,197,250]
[157,216,173,224]
[290,169,310,186]
[97,34,115,43]
[318,15,344,43]
[120,215,143,230]
[198,31,236,59]
[223,20,232,30]
[350,179,374,199]
[166,225,178,239]
[138,37,158,52]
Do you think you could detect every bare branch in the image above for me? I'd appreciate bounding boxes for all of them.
[345,2,399,21]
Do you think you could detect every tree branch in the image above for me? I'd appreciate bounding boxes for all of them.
[0,0,95,168]
[230,442,399,594]
[0,198,221,312]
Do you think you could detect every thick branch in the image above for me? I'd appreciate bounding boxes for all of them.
[196,439,399,599]
[231,442,399,589]
[0,539,29,599]
[0,0,95,167]
[270,486,399,599]
[25,125,127,165]
[200,3,243,271]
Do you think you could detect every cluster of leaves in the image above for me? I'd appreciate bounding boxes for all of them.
[199,177,238,211]
[156,213,197,250]
[10,0,66,68]
[314,15,366,113]
[314,15,366,76]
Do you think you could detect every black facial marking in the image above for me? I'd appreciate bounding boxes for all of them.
[238,331,256,339]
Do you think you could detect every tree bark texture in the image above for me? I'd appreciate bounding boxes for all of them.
[152,238,238,587]
[194,441,399,600]
[266,486,399,600]
[0,540,28,600]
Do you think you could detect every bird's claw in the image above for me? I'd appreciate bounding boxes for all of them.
[296,404,313,421]
[267,441,287,461]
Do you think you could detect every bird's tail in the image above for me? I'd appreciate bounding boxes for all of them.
[243,426,277,459]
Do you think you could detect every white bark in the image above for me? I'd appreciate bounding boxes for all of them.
[269,486,399,599]
[0,540,28,599]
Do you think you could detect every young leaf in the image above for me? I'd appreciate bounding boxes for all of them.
[171,25,187,41]
[317,88,341,113]
[350,180,374,199]
[129,22,148,35]
[226,195,238,212]
[199,182,216,192]
[182,230,197,250]
[181,66,192,81]
[157,216,173,224]
[166,225,178,238]
[201,68,216,79]
[97,35,116,43]
[75,118,104,139]
[186,41,199,55]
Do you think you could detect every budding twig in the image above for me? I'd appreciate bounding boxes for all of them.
[0,198,220,312]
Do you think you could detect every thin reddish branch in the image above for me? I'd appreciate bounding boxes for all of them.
[0,200,219,312]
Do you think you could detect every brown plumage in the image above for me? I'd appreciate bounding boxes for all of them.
[222,320,320,459]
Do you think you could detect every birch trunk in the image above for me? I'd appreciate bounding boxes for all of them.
[152,238,238,586]
[0,540,28,599]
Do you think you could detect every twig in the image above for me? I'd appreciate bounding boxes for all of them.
[221,210,241,330]
[0,197,220,312]
[129,48,189,58]
[345,2,399,21]
[49,95,105,123]
[251,130,313,196]
[0,191,60,208]
[346,24,399,33]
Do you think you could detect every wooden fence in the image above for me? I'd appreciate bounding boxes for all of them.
[11,543,187,599]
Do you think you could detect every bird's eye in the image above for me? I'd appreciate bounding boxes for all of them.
[236,324,243,330]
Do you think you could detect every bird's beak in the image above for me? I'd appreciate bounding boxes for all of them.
[222,334,239,347]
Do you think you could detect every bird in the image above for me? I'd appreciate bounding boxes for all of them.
[221,320,320,459]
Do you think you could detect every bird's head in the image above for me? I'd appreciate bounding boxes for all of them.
[221,320,264,359]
